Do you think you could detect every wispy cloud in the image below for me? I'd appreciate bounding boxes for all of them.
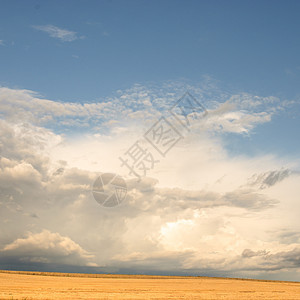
[0,40,4,46]
[32,25,79,42]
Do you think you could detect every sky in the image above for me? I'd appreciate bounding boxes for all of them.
[0,0,300,281]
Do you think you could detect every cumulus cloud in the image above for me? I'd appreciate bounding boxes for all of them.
[1,230,97,266]
[32,25,79,42]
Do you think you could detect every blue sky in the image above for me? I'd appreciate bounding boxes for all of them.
[0,0,300,281]
[1,0,300,100]
[1,0,299,156]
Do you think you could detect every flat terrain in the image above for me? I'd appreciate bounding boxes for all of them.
[0,270,299,299]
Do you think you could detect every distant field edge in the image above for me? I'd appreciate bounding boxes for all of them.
[0,270,299,283]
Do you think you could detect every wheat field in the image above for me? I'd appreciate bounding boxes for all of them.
[0,270,299,299]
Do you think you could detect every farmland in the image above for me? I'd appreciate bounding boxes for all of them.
[0,270,299,299]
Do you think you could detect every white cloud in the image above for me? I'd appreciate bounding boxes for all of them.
[0,84,286,136]
[0,40,4,46]
[32,25,79,42]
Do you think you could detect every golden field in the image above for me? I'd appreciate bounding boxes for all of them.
[0,270,299,299]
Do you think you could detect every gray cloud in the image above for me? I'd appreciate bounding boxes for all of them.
[248,169,291,189]
[125,177,278,212]
[223,189,278,210]
[241,247,300,271]
[242,249,269,258]
[277,230,300,244]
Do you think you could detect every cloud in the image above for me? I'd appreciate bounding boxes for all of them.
[32,25,79,42]
[247,169,291,189]
[0,83,287,136]
[242,249,269,258]
[241,247,300,271]
[124,177,278,212]
[1,230,97,266]
[0,81,299,280]
[277,230,300,244]
[202,93,281,134]
[0,40,4,46]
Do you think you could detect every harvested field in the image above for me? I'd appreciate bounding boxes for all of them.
[0,270,299,299]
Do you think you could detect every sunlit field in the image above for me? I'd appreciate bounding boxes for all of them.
[0,271,299,299]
